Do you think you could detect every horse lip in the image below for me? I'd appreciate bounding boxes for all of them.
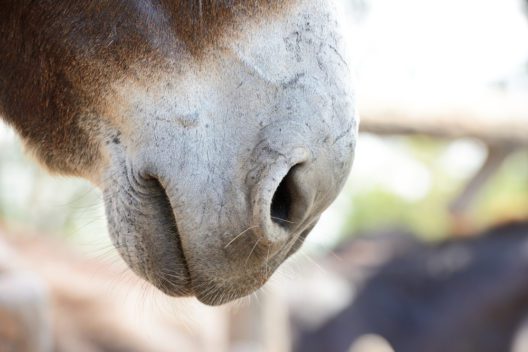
[152,226,194,297]
[192,234,302,306]
[193,270,270,306]
[151,178,194,296]
[106,170,195,298]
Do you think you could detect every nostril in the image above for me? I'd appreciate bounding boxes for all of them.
[252,148,312,243]
[270,166,297,229]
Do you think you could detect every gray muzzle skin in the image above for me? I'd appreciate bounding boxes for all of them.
[101,0,358,305]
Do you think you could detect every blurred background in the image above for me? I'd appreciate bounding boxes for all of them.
[1,0,528,351]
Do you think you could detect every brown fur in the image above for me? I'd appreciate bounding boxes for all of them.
[0,0,291,175]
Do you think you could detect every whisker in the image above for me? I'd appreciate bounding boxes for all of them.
[224,225,259,249]
[245,238,260,265]
[270,216,296,224]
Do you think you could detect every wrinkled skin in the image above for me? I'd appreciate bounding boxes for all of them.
[0,0,357,305]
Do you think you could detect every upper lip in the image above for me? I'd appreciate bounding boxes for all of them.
[147,176,193,296]
[112,158,314,304]
[110,169,194,297]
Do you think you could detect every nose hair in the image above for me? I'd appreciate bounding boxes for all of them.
[251,147,315,244]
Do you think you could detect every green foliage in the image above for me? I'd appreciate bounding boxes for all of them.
[474,150,528,226]
[339,136,528,242]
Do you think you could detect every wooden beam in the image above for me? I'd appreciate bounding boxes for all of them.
[359,89,528,146]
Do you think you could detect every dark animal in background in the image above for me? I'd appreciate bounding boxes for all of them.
[296,222,528,352]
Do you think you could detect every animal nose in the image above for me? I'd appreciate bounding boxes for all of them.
[250,147,316,245]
